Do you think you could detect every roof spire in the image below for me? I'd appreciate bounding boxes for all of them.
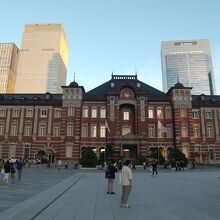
[135,68,137,76]
[74,72,76,82]
[177,74,179,83]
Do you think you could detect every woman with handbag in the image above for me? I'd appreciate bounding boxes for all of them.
[105,161,117,194]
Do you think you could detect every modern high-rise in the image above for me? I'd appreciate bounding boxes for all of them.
[15,24,68,93]
[161,39,216,95]
[0,43,19,93]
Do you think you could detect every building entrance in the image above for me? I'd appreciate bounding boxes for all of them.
[122,144,137,161]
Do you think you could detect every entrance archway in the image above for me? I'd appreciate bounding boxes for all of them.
[122,144,137,161]
[36,149,55,163]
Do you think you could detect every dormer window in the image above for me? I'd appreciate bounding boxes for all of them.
[111,82,115,88]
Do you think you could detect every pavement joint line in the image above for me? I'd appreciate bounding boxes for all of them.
[30,174,85,220]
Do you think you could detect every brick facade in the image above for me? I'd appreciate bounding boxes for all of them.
[0,75,220,164]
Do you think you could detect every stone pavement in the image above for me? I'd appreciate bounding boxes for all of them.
[0,168,220,220]
[0,166,76,213]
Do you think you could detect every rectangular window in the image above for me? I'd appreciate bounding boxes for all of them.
[123,111,129,120]
[54,109,61,118]
[82,107,88,118]
[0,144,2,158]
[66,144,73,158]
[205,111,212,119]
[9,144,16,158]
[207,124,214,137]
[165,108,172,119]
[100,108,106,118]
[39,124,46,136]
[68,106,75,116]
[24,124,32,136]
[100,125,106,137]
[148,109,154,118]
[53,125,60,137]
[148,125,155,138]
[166,124,173,138]
[10,123,18,136]
[181,124,188,137]
[26,109,33,117]
[193,125,200,138]
[40,109,47,118]
[91,125,97,137]
[157,108,163,119]
[0,123,5,135]
[23,144,31,159]
[81,124,88,137]
[192,110,199,119]
[122,126,131,136]
[208,145,215,161]
[67,123,73,136]
[0,109,6,117]
[194,145,200,153]
[180,108,187,117]
[12,109,20,117]
[91,107,97,118]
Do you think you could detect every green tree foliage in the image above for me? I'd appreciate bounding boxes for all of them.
[168,148,188,167]
[136,154,146,165]
[80,147,98,167]
[148,148,165,165]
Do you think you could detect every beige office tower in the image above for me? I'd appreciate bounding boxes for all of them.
[0,43,19,93]
[15,24,68,93]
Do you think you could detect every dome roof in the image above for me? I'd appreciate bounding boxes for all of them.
[69,81,79,87]
[174,82,184,89]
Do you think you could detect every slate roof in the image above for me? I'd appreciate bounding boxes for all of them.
[192,94,220,108]
[0,93,62,106]
[83,75,170,101]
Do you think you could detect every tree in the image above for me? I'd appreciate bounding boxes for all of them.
[80,147,98,167]
[148,148,165,165]
[167,148,188,167]
[136,154,146,165]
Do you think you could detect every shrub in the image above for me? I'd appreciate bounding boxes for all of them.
[168,148,188,167]
[80,147,98,167]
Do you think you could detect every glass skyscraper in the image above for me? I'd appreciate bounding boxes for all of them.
[161,39,216,95]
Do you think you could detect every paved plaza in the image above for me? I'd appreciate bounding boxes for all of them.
[0,167,220,220]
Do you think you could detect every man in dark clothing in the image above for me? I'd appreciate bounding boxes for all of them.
[105,161,117,194]
[152,160,158,176]
[16,159,24,180]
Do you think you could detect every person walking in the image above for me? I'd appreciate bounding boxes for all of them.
[16,159,24,180]
[151,160,158,176]
[10,162,16,184]
[120,160,132,208]
[3,160,10,183]
[105,161,117,194]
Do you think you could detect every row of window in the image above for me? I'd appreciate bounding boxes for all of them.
[0,144,73,159]
[0,108,63,118]
[0,123,74,137]
[1,108,220,120]
[0,123,216,138]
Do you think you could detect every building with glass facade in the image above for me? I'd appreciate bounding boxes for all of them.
[14,24,68,94]
[0,43,19,93]
[161,39,216,95]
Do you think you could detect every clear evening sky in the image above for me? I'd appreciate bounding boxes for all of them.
[0,0,219,94]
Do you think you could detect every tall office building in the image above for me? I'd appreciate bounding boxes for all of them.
[15,24,68,93]
[161,39,216,95]
[0,43,19,93]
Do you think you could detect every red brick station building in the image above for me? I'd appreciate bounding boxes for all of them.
[0,74,220,164]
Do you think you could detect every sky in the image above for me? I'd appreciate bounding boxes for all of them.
[0,0,220,94]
